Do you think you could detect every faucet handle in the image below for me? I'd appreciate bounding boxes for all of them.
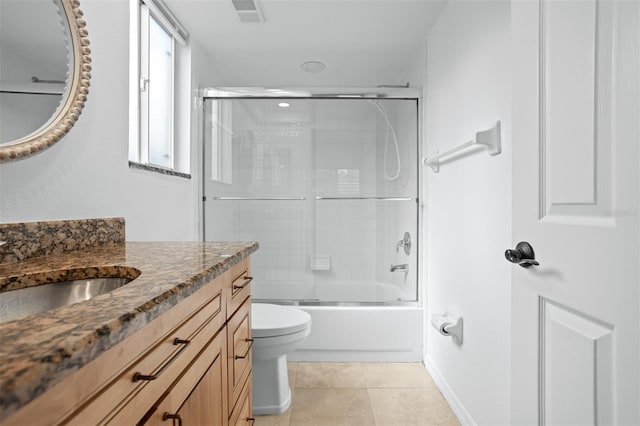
[395,232,411,255]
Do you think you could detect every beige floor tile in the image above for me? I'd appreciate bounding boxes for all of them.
[255,411,291,426]
[362,363,437,388]
[290,388,376,426]
[295,363,367,388]
[288,362,299,388]
[368,388,459,426]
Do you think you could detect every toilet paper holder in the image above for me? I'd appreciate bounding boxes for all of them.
[431,313,463,344]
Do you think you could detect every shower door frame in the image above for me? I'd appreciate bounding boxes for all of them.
[198,87,424,306]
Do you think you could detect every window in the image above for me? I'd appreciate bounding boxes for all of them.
[130,0,189,175]
[141,5,173,168]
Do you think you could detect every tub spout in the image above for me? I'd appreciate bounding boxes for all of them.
[390,263,408,272]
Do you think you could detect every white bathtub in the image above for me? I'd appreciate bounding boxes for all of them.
[285,305,423,362]
[253,280,422,362]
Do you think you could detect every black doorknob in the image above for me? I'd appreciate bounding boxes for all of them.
[505,241,539,268]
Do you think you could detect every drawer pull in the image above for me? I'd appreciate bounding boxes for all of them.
[233,276,253,290]
[163,412,183,426]
[247,417,256,425]
[234,338,254,360]
[132,338,191,382]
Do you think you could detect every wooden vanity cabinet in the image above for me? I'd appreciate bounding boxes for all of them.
[3,257,253,426]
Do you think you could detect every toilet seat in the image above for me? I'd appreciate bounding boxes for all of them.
[251,303,311,338]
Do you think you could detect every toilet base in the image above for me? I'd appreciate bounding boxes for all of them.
[252,354,292,415]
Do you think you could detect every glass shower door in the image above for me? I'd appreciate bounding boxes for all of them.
[203,98,313,301]
[203,97,418,304]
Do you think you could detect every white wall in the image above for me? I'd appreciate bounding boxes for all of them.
[0,0,225,241]
[420,1,512,424]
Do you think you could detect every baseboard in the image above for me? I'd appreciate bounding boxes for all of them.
[424,356,477,426]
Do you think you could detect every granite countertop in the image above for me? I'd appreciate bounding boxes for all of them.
[0,241,259,419]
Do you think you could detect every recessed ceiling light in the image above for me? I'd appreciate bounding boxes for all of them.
[300,61,326,73]
[278,102,290,108]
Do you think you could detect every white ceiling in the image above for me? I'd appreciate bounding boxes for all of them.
[165,0,447,87]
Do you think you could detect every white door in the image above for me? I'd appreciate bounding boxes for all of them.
[511,0,639,425]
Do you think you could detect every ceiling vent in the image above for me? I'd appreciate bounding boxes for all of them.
[231,0,265,23]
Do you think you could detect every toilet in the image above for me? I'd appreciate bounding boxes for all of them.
[251,303,312,415]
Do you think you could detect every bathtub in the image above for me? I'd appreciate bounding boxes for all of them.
[284,304,423,362]
[254,283,424,362]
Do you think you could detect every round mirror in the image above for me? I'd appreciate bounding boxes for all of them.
[0,0,91,162]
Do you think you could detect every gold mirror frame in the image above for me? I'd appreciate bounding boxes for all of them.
[0,0,91,163]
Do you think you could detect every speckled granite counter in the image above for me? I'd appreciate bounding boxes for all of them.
[0,217,126,264]
[0,240,259,419]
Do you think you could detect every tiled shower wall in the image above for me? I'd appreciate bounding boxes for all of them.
[205,99,418,302]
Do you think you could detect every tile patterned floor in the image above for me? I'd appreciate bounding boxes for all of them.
[255,363,459,426]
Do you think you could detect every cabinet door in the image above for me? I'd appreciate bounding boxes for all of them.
[146,328,228,426]
[177,356,226,425]
[227,298,252,415]
[229,373,253,426]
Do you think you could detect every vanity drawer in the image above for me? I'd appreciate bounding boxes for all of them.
[229,373,253,426]
[227,258,251,319]
[67,286,224,425]
[227,297,252,416]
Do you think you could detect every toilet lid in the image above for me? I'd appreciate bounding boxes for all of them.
[251,303,312,338]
